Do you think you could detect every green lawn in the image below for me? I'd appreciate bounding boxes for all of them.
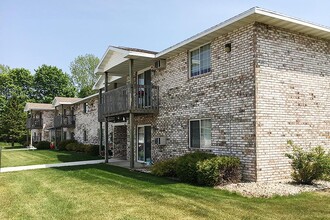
[0,164,329,220]
[0,142,24,149]
[0,150,101,167]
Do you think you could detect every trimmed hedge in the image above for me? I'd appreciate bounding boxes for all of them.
[151,157,178,177]
[151,152,241,186]
[196,156,241,186]
[35,141,51,150]
[85,144,99,156]
[58,140,78,151]
[65,142,100,156]
[175,152,217,184]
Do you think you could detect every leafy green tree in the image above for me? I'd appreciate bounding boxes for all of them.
[8,68,34,99]
[33,65,76,103]
[0,68,32,143]
[0,92,27,144]
[70,54,99,97]
[78,85,94,98]
[0,64,10,74]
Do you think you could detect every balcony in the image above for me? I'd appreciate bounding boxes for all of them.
[54,115,76,128]
[26,118,43,129]
[101,84,159,118]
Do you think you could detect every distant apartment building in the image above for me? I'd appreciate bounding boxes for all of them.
[24,103,55,142]
[24,95,100,147]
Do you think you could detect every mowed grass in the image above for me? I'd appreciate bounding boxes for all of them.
[0,142,24,149]
[0,164,329,220]
[0,150,101,167]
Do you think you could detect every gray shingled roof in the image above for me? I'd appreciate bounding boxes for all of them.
[24,103,54,112]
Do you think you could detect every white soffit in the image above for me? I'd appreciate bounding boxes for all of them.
[156,7,330,59]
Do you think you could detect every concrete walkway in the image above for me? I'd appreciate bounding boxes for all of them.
[0,159,104,173]
[1,148,30,152]
[0,158,148,173]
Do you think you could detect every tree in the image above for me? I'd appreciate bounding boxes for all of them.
[0,93,27,144]
[78,86,94,98]
[33,65,76,103]
[69,54,99,97]
[0,64,10,74]
[8,68,34,99]
[0,68,33,143]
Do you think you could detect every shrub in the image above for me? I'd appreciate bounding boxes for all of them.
[66,143,77,151]
[35,141,51,150]
[75,143,86,152]
[84,144,99,156]
[151,158,178,177]
[197,156,241,186]
[286,140,330,184]
[58,139,78,151]
[175,152,216,184]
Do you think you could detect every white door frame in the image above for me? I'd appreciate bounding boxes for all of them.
[136,124,151,163]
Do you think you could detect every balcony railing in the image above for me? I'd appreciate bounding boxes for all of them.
[26,118,43,129]
[54,115,76,128]
[101,84,159,117]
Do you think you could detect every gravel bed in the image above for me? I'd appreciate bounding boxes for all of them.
[216,180,330,198]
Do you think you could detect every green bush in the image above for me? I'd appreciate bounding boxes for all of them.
[175,152,216,184]
[84,144,99,156]
[65,143,77,151]
[58,139,77,151]
[35,141,51,150]
[286,140,330,184]
[151,157,178,177]
[75,143,86,152]
[197,156,241,186]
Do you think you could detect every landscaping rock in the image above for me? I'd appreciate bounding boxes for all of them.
[216,180,330,198]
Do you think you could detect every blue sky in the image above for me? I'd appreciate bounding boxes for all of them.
[1,0,330,75]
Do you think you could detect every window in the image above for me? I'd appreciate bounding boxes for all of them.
[189,119,211,148]
[63,131,67,140]
[83,103,88,113]
[83,130,87,141]
[190,44,211,77]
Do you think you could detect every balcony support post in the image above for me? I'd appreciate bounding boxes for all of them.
[61,104,64,143]
[99,89,103,156]
[129,59,135,169]
[105,72,109,163]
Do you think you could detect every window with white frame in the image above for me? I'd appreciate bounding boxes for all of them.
[190,44,211,77]
[189,119,211,148]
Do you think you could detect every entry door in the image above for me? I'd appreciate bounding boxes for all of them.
[137,70,151,107]
[137,125,151,162]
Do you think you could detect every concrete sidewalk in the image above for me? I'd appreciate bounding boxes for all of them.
[0,159,105,173]
[1,148,30,152]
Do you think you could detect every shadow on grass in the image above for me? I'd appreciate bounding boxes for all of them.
[53,163,178,186]
[55,151,102,163]
[1,145,25,149]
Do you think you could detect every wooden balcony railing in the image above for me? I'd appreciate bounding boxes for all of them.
[26,118,43,129]
[54,115,76,128]
[100,84,159,118]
